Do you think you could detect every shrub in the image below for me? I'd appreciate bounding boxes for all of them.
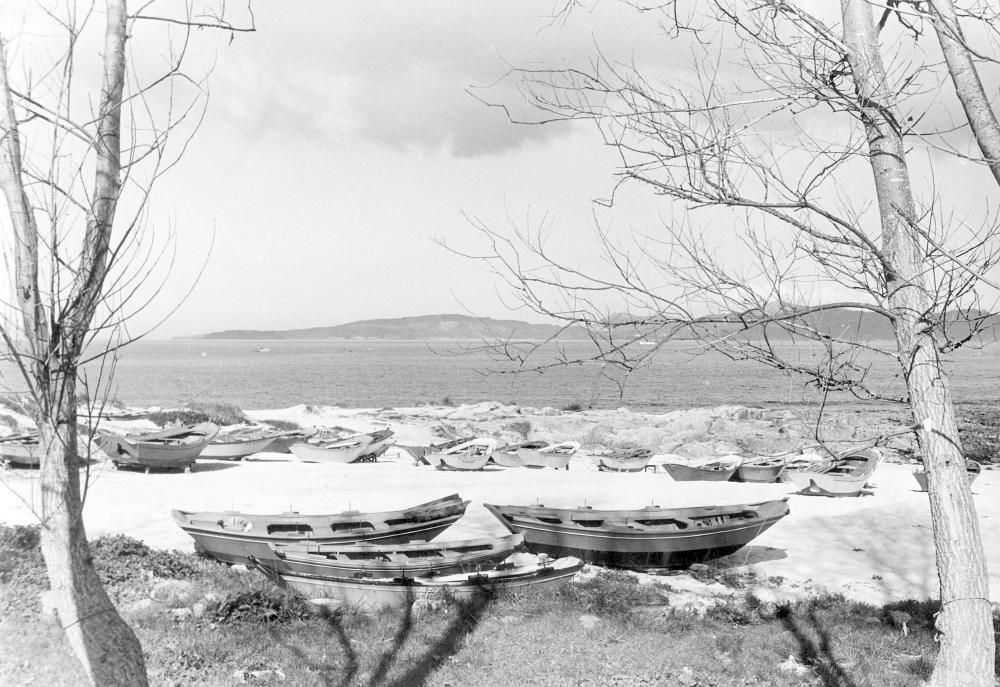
[91,534,201,589]
[559,570,667,620]
[259,418,300,431]
[145,401,249,428]
[440,395,457,407]
[503,420,532,440]
[212,589,313,624]
[0,524,45,586]
[561,402,584,412]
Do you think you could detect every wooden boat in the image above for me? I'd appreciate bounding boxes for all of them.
[255,554,584,610]
[661,455,742,482]
[289,428,394,464]
[782,447,881,497]
[913,460,981,492]
[732,456,787,483]
[425,438,496,471]
[484,498,790,570]
[172,493,470,565]
[95,422,220,473]
[0,433,41,468]
[398,436,476,465]
[200,429,280,460]
[493,441,580,470]
[267,531,524,579]
[596,448,653,473]
[266,428,319,454]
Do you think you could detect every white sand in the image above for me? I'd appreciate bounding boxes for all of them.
[1,403,997,606]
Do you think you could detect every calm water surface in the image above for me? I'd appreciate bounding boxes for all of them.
[42,339,1000,410]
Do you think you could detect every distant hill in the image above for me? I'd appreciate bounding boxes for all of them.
[194,314,582,341]
[191,309,1000,343]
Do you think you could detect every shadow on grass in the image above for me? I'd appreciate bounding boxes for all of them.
[779,606,859,687]
[270,591,493,687]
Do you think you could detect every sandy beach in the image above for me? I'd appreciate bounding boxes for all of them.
[1,402,997,607]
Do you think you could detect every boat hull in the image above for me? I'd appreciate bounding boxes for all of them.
[173,494,470,565]
[201,435,278,459]
[96,423,219,472]
[913,461,981,492]
[435,454,489,471]
[485,500,789,570]
[732,462,786,483]
[662,463,739,482]
[269,557,583,610]
[270,533,524,579]
[0,435,41,467]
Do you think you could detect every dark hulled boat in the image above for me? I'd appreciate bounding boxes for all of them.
[484,498,789,570]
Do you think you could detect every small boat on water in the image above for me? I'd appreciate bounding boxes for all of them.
[732,456,786,483]
[200,428,280,460]
[783,447,881,497]
[266,531,525,579]
[661,455,743,482]
[0,433,41,468]
[172,493,470,565]
[425,438,496,471]
[913,460,981,492]
[255,554,584,610]
[493,441,580,470]
[596,448,653,473]
[484,498,790,570]
[95,422,220,473]
[289,428,394,464]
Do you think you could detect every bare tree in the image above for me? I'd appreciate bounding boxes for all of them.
[0,2,253,684]
[458,2,997,685]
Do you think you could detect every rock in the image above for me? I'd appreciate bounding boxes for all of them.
[579,614,601,630]
[233,668,286,683]
[170,607,192,619]
[191,601,207,618]
[305,598,343,616]
[150,579,199,607]
[125,598,165,617]
[778,654,811,676]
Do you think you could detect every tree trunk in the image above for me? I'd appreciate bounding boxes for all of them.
[842,2,995,685]
[930,0,1000,188]
[37,379,149,687]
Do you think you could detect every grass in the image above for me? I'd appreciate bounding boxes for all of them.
[1,524,995,687]
[259,418,301,431]
[145,401,249,427]
[562,402,585,412]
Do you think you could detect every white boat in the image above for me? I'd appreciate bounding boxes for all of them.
[493,441,580,470]
[783,448,881,497]
[425,438,496,471]
[289,429,394,464]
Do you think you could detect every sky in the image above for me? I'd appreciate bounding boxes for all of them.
[2,1,998,339]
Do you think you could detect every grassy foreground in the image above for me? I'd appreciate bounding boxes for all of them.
[4,525,993,687]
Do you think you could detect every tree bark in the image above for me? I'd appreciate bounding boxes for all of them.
[842,2,995,685]
[38,386,149,687]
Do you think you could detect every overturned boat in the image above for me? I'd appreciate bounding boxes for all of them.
[95,422,220,473]
[200,428,281,460]
[484,498,790,570]
[255,554,584,610]
[172,493,470,565]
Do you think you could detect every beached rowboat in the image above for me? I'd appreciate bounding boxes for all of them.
[484,498,790,570]
[425,438,496,471]
[732,456,787,483]
[493,441,580,470]
[172,493,470,565]
[200,429,280,460]
[783,448,881,497]
[289,428,394,464]
[596,448,653,473]
[267,531,524,579]
[257,555,584,610]
[913,460,981,492]
[0,433,41,468]
[95,422,220,473]
[660,455,743,482]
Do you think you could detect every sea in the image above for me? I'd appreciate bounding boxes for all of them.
[35,338,1000,411]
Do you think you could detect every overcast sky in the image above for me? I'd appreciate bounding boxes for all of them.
[4,1,996,338]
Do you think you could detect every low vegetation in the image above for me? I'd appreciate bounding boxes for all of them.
[2,524,994,687]
[145,401,249,428]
